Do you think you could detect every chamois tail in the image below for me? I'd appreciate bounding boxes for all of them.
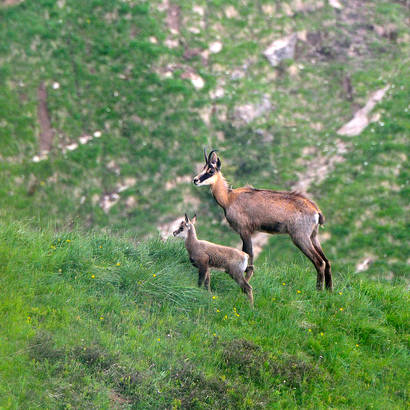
[318,212,325,225]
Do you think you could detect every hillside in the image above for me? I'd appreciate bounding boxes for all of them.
[0,0,409,407]
[0,221,408,408]
[1,0,409,277]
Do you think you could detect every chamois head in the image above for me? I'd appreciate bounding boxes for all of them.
[173,213,197,239]
[193,148,221,186]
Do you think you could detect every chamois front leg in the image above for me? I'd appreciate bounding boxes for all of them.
[231,267,254,307]
[204,270,211,292]
[197,264,210,290]
[241,233,254,281]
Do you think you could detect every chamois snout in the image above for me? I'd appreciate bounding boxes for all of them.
[193,176,199,185]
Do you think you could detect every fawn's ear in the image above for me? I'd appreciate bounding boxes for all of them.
[184,213,189,223]
[191,214,197,224]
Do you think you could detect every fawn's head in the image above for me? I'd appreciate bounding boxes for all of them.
[173,214,197,239]
[193,149,221,186]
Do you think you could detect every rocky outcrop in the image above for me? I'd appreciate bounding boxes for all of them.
[263,34,297,67]
[234,95,273,124]
[337,85,390,136]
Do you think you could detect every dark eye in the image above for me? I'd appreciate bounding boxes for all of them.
[209,168,215,175]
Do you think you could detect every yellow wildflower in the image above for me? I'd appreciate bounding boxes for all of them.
[91,274,95,279]
[297,290,301,294]
[212,295,217,300]
[308,329,312,332]
[116,262,121,266]
[282,282,286,286]
[66,239,71,243]
[153,274,156,277]
[157,338,160,342]
[216,309,220,313]
[100,316,104,321]
[320,332,324,336]
[339,307,344,311]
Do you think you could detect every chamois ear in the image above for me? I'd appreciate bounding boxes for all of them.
[184,213,189,223]
[208,150,218,167]
[191,214,197,224]
[216,157,221,170]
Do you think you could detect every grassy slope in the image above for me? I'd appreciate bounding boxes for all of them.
[0,1,409,407]
[0,220,408,408]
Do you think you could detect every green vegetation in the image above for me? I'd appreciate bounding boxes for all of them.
[1,220,408,408]
[0,0,409,407]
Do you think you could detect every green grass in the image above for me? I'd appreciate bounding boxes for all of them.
[0,1,409,407]
[1,220,408,408]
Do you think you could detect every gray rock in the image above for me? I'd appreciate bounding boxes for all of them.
[263,34,297,67]
[235,95,273,124]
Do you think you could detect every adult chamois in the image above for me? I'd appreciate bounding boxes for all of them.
[173,214,253,305]
[193,149,332,291]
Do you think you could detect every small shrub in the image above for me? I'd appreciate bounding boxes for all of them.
[28,330,64,362]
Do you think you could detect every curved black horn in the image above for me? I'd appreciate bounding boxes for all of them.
[203,147,208,163]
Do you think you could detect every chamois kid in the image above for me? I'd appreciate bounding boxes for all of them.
[173,214,254,305]
[193,150,332,291]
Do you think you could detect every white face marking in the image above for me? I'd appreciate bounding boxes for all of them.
[195,174,217,186]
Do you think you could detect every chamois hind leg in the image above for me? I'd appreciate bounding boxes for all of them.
[230,267,254,307]
[241,233,254,281]
[311,228,333,291]
[291,235,326,290]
